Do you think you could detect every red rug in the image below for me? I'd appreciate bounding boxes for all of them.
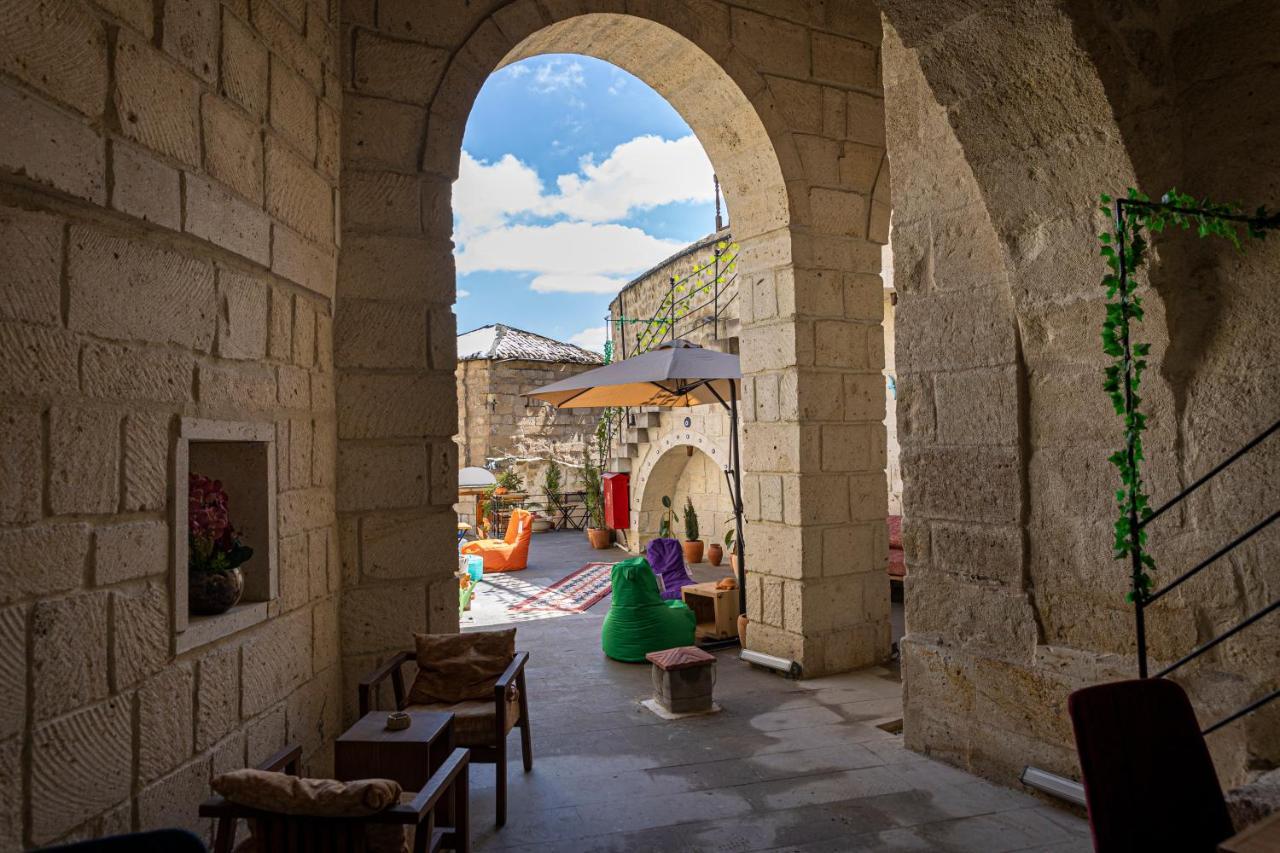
[510,562,615,613]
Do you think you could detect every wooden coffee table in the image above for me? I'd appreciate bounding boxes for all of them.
[681,582,741,641]
[335,710,455,792]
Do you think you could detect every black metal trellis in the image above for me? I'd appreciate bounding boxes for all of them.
[1111,196,1280,735]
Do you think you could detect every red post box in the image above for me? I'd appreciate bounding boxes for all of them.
[603,472,630,530]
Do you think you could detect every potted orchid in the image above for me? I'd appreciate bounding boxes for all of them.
[188,473,254,615]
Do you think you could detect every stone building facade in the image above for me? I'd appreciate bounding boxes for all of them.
[607,234,902,545]
[0,0,1277,845]
[455,324,603,497]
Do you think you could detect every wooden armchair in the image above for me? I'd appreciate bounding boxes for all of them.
[199,744,470,853]
[360,648,531,828]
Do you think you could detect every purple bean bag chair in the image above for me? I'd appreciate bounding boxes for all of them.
[646,537,695,600]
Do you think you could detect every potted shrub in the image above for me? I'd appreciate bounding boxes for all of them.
[543,458,563,529]
[188,474,253,616]
[583,452,610,549]
[681,497,703,564]
[526,502,552,533]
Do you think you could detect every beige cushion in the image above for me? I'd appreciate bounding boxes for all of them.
[407,696,521,748]
[407,628,515,705]
[214,770,406,853]
[213,769,401,816]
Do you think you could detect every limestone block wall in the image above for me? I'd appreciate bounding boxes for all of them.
[883,1,1280,790]
[0,0,341,845]
[608,229,734,355]
[455,358,601,493]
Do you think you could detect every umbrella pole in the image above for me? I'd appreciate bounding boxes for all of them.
[729,382,747,618]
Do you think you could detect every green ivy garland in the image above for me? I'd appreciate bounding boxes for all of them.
[1099,188,1275,603]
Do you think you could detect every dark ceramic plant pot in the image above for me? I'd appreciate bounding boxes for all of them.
[189,568,244,616]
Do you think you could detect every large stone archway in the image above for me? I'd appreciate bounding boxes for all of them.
[338,2,894,683]
[632,428,731,546]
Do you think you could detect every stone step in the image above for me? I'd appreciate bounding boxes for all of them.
[632,411,661,429]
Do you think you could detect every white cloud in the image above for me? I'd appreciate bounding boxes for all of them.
[453,134,714,243]
[569,326,608,352]
[529,274,626,294]
[456,221,681,278]
[531,59,585,93]
[547,135,714,222]
[501,63,530,79]
[453,152,544,242]
[457,289,471,299]
[452,134,713,296]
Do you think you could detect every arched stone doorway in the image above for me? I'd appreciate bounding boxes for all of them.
[337,3,893,685]
[632,430,732,547]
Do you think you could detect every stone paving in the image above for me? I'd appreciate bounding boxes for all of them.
[460,532,1091,852]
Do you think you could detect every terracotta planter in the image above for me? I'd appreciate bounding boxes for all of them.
[682,540,704,564]
[707,543,723,566]
[730,553,740,575]
[737,614,749,648]
[587,527,611,549]
[189,568,244,616]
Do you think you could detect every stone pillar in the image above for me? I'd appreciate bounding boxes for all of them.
[335,163,461,705]
[739,238,893,676]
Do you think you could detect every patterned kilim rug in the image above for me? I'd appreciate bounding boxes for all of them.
[510,562,615,613]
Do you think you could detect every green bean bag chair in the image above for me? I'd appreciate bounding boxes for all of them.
[601,556,697,662]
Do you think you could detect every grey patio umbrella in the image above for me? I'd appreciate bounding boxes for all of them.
[526,339,748,620]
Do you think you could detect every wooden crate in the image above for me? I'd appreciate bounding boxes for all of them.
[681,582,740,641]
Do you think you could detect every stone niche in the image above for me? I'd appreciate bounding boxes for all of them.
[173,418,278,653]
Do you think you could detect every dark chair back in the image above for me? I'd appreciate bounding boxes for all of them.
[1068,678,1234,852]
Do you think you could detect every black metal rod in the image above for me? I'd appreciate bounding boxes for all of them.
[1154,597,1280,679]
[619,290,628,360]
[714,246,720,338]
[669,276,676,342]
[1116,200,1150,679]
[1139,418,1280,529]
[1202,686,1280,736]
[1145,509,1280,605]
[1117,198,1280,228]
[729,380,747,618]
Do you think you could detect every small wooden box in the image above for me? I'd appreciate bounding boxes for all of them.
[681,582,740,641]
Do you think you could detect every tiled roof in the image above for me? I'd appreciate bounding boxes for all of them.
[457,324,605,364]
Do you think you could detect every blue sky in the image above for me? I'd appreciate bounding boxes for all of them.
[453,55,722,351]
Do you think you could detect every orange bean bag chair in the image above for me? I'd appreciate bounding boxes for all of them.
[461,508,533,573]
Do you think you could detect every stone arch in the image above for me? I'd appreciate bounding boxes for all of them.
[632,438,727,545]
[339,0,895,683]
[430,10,794,252]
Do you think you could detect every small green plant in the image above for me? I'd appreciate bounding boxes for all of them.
[1098,188,1275,602]
[723,525,736,554]
[583,456,605,529]
[497,468,523,493]
[683,497,699,542]
[658,495,680,538]
[543,457,562,516]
